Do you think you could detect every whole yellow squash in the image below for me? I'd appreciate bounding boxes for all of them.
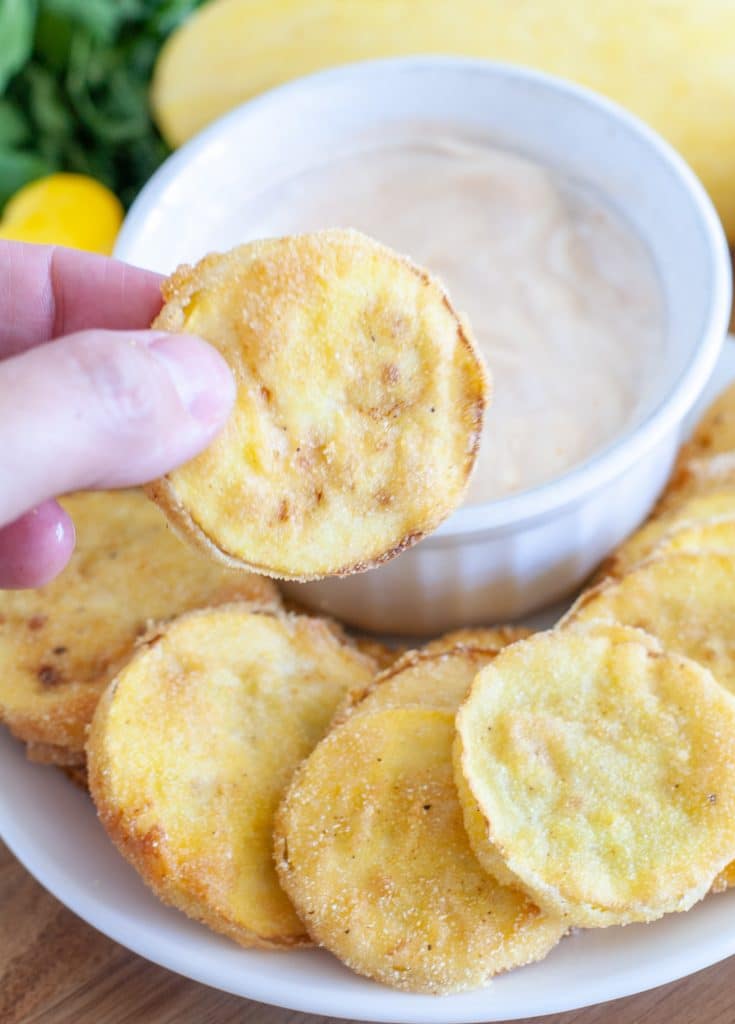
[151,0,735,242]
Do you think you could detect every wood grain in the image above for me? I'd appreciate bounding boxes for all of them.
[3,841,735,1024]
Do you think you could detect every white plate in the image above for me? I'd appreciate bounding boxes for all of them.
[2,342,735,1023]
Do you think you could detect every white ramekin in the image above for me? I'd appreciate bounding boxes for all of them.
[115,58,732,634]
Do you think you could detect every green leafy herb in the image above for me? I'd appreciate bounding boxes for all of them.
[0,0,206,211]
[0,0,37,92]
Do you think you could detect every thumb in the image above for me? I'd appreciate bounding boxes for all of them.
[0,328,235,527]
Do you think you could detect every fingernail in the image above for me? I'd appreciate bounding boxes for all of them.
[147,333,236,427]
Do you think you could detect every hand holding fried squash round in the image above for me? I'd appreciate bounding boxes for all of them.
[274,706,564,993]
[0,490,278,756]
[87,605,377,949]
[147,230,488,579]
[565,549,735,696]
[455,624,735,927]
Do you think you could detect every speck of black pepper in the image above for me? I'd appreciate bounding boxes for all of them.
[423,803,432,811]
[709,793,718,804]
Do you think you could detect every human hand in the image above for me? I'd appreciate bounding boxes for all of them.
[0,241,235,589]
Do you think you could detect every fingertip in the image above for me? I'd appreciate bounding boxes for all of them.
[0,500,75,589]
[146,332,236,432]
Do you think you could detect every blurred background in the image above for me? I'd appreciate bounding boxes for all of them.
[1,0,733,329]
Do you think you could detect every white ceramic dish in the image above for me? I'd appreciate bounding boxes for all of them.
[3,341,735,1023]
[115,58,731,633]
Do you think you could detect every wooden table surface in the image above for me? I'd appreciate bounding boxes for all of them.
[2,836,735,1024]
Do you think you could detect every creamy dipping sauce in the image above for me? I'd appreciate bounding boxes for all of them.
[240,132,664,505]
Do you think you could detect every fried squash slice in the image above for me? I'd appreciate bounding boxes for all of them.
[0,490,278,755]
[147,230,488,579]
[87,605,377,949]
[455,624,735,927]
[274,706,564,993]
[565,550,735,696]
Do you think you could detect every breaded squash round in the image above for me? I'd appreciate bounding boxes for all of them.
[87,605,376,949]
[0,490,278,755]
[147,230,488,579]
[565,550,735,695]
[274,706,564,993]
[455,625,735,927]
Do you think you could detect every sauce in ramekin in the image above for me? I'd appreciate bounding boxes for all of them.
[241,133,664,505]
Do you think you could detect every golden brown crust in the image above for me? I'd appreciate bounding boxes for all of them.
[87,603,377,950]
[147,231,489,580]
[58,763,88,790]
[591,455,735,582]
[685,381,735,462]
[456,624,735,926]
[274,706,564,993]
[329,628,531,732]
[25,741,86,767]
[421,625,532,656]
[274,594,400,670]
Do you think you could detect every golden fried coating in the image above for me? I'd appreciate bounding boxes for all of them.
[455,624,735,927]
[596,457,735,579]
[0,491,279,753]
[421,625,532,656]
[565,550,735,695]
[87,605,377,949]
[687,381,735,460]
[59,763,88,790]
[25,741,85,766]
[274,706,564,993]
[147,230,488,579]
[712,861,735,894]
[651,516,735,557]
[334,645,502,729]
[655,452,735,519]
[280,595,404,670]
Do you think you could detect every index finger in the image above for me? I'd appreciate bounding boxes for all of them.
[0,241,164,357]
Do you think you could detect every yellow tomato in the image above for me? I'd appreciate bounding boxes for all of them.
[0,174,124,255]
